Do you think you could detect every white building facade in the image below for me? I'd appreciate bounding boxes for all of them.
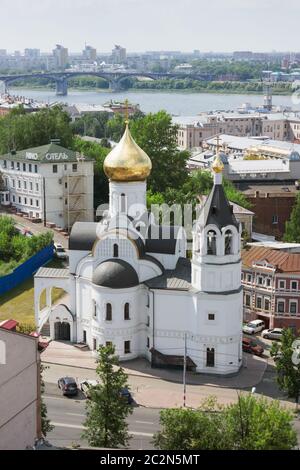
[34,127,243,375]
[0,142,94,230]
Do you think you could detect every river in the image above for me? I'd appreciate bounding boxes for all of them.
[9,87,297,115]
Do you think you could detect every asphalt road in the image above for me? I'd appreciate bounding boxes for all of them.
[44,383,160,450]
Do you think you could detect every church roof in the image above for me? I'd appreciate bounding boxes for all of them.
[198,183,239,230]
[92,259,139,289]
[69,222,98,251]
[69,221,181,255]
[145,258,191,290]
[145,225,182,255]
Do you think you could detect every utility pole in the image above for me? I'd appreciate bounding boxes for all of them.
[183,332,187,408]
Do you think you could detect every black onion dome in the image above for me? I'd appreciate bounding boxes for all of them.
[92,259,139,289]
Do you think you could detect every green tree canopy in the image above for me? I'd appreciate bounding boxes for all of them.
[130,110,189,194]
[271,328,300,406]
[0,105,73,154]
[82,344,133,448]
[154,395,297,450]
[284,192,300,243]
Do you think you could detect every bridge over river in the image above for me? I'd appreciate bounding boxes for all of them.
[0,71,212,96]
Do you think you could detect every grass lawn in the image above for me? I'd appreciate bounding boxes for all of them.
[0,259,66,326]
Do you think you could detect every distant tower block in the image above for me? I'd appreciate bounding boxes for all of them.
[263,83,273,111]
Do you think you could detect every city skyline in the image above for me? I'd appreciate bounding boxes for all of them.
[0,0,300,53]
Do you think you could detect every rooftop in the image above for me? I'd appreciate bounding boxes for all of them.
[35,268,69,278]
[145,258,192,290]
[242,246,300,274]
[0,143,91,163]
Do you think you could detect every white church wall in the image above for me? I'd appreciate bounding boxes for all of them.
[69,250,91,274]
[76,283,148,361]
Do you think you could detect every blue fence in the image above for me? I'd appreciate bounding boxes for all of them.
[0,245,54,295]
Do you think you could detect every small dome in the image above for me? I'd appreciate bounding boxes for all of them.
[92,259,139,289]
[104,124,152,182]
[211,153,224,173]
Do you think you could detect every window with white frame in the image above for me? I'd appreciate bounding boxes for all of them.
[266,278,271,287]
[291,281,298,291]
[264,298,270,311]
[289,301,297,315]
[257,276,263,285]
[277,300,285,313]
[256,297,262,309]
[278,280,286,290]
[245,294,251,307]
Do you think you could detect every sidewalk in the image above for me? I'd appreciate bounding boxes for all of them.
[42,341,269,408]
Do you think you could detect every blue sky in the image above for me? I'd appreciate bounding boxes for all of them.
[0,0,299,52]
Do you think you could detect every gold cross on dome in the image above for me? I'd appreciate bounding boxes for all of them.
[124,99,130,124]
[214,135,221,154]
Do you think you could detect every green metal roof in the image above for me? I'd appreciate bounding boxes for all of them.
[0,143,92,163]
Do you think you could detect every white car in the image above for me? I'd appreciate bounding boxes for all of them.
[80,379,99,398]
[243,319,265,335]
[54,243,68,259]
[261,328,283,340]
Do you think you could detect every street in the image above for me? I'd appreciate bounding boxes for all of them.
[44,383,160,450]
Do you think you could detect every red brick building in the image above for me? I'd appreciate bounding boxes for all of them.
[240,184,298,239]
[242,246,300,332]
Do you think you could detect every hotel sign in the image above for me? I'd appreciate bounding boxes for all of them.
[45,152,69,161]
[25,152,39,160]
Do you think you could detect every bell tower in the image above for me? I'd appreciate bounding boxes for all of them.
[192,145,242,292]
[190,141,243,374]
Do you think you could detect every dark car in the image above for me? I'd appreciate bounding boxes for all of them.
[120,388,133,404]
[242,337,264,356]
[58,377,78,396]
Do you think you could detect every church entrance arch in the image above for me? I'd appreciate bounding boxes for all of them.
[54,322,71,341]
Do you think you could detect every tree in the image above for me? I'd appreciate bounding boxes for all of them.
[0,106,73,154]
[40,364,54,437]
[130,111,189,194]
[224,394,297,450]
[154,395,297,450]
[284,192,300,243]
[82,344,133,448]
[271,328,300,407]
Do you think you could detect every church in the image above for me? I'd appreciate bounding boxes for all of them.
[34,123,243,375]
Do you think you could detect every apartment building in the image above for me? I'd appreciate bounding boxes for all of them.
[242,246,300,331]
[174,112,300,150]
[0,142,94,230]
[0,326,40,450]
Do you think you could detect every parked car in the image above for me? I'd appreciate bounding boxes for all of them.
[120,388,133,405]
[261,328,283,341]
[242,337,264,356]
[80,379,99,398]
[54,243,68,259]
[243,320,265,335]
[58,377,78,396]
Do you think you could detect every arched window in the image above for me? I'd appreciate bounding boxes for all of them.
[106,303,112,321]
[225,230,233,255]
[113,243,119,258]
[207,230,217,255]
[124,303,130,320]
[120,193,126,213]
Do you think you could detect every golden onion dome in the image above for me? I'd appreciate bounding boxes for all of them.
[212,152,224,174]
[103,123,152,182]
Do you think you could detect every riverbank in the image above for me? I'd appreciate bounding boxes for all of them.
[8,88,296,115]
[10,84,294,96]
